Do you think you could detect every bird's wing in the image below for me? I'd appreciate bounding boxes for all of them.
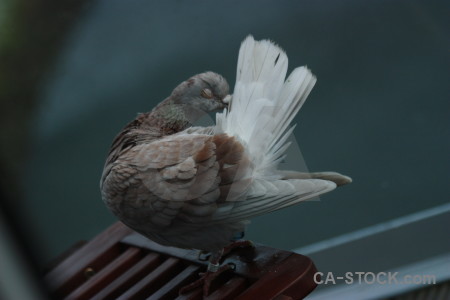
[102,131,253,229]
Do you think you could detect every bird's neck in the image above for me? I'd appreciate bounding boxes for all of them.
[147,101,190,135]
[147,100,206,135]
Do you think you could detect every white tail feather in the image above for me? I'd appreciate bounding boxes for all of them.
[216,35,316,179]
[209,179,336,224]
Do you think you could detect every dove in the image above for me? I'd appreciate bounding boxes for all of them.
[100,35,351,296]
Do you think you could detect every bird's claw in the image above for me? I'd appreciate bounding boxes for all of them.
[197,250,210,261]
[179,264,234,296]
[223,240,255,257]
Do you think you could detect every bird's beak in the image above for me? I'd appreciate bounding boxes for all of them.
[222,94,232,106]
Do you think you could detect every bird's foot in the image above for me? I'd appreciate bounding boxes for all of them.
[179,263,235,296]
[223,240,254,255]
[223,240,255,262]
[180,241,254,296]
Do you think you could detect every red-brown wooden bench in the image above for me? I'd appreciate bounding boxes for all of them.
[45,222,319,300]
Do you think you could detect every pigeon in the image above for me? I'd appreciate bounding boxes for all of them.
[100,35,351,296]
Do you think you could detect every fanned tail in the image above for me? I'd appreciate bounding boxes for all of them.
[208,36,352,225]
[216,35,316,180]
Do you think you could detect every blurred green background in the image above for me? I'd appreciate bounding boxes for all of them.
[1,0,449,268]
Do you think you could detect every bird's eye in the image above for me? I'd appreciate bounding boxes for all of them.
[200,88,213,99]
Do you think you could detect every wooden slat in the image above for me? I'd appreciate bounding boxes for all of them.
[45,240,87,273]
[273,295,294,300]
[175,288,202,300]
[122,232,292,279]
[47,222,319,299]
[234,254,317,300]
[64,246,142,300]
[90,252,161,300]
[45,222,132,298]
[117,257,180,299]
[278,254,319,300]
[205,277,248,300]
[146,264,201,300]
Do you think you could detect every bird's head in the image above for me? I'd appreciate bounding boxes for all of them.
[171,71,231,113]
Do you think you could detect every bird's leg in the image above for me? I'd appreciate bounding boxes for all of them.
[179,241,255,296]
[179,249,234,296]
